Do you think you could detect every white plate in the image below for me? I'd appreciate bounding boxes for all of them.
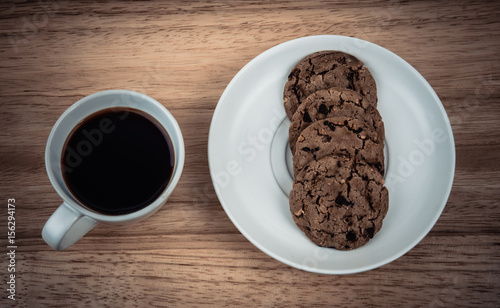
[208,35,455,274]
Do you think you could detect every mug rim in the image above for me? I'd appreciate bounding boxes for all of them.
[45,89,185,223]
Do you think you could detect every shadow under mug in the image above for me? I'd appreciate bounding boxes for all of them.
[42,90,185,250]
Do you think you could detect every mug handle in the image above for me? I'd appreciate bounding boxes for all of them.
[42,202,98,250]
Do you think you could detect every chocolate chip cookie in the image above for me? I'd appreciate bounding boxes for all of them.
[283,51,377,120]
[288,87,379,153]
[289,155,389,250]
[293,116,385,175]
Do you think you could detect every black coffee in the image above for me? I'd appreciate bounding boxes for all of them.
[61,108,174,215]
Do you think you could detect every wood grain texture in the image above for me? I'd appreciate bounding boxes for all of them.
[1,0,499,307]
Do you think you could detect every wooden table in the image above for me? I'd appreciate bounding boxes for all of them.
[1,1,499,306]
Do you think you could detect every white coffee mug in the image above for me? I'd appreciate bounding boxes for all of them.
[42,90,185,250]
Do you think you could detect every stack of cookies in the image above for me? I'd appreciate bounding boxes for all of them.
[283,51,389,250]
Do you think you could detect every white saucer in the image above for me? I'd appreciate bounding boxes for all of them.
[208,35,455,274]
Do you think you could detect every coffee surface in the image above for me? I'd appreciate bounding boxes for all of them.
[62,108,174,215]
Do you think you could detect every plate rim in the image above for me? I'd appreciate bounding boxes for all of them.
[208,35,456,274]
